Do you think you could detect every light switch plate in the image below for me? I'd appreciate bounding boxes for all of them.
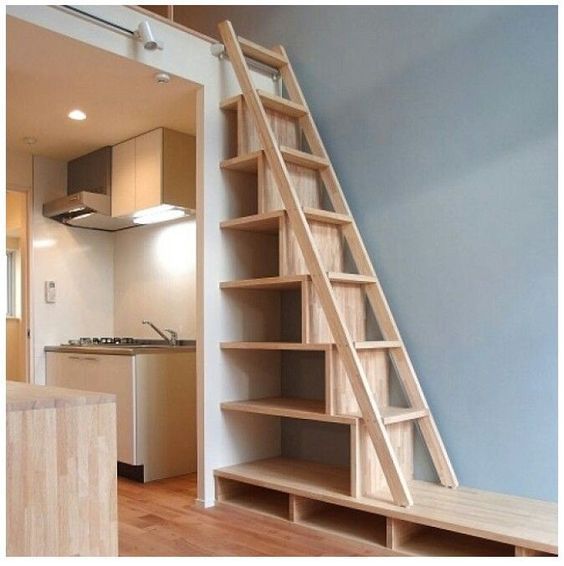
[45,280,56,303]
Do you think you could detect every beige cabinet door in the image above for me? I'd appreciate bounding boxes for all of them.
[135,128,163,212]
[111,138,136,217]
[46,352,137,465]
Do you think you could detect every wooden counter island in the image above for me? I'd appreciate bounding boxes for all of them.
[6,381,118,556]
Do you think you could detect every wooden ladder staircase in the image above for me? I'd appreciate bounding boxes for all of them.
[217,20,457,507]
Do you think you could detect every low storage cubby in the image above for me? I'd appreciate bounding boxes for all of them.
[290,495,388,548]
[215,477,290,521]
[387,518,514,557]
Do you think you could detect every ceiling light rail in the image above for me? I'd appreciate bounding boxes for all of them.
[58,6,163,50]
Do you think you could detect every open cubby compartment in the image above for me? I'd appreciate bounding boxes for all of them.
[221,93,302,157]
[215,476,290,521]
[386,518,514,557]
[222,287,304,342]
[290,494,388,548]
[219,348,332,412]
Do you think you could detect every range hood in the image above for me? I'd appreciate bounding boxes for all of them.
[42,146,136,231]
[42,191,135,231]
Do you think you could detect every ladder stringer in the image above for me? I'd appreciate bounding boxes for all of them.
[273,44,458,489]
[218,19,413,508]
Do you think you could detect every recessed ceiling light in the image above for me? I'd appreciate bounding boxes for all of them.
[68,109,87,121]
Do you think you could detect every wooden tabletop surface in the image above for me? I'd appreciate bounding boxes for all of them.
[7,381,115,412]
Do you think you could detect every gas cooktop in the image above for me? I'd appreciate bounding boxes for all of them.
[69,337,135,346]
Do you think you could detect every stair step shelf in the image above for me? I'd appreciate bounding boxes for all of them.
[220,208,352,234]
[221,397,427,426]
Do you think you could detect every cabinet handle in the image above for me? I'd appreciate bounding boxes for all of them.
[67,355,100,361]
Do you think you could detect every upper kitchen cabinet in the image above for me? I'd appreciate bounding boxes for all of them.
[111,128,196,218]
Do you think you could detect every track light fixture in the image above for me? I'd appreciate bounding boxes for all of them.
[135,21,163,51]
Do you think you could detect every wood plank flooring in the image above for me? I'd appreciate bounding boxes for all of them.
[118,474,388,556]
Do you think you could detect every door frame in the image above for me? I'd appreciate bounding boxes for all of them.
[6,183,33,383]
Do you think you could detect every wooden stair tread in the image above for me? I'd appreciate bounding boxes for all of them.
[219,95,239,111]
[220,151,263,172]
[238,36,288,69]
[214,457,558,554]
[221,396,428,426]
[221,275,306,290]
[221,341,332,351]
[220,273,376,290]
[221,397,356,424]
[258,90,307,117]
[221,148,328,172]
[220,210,283,233]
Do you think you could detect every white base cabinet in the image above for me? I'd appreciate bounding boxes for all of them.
[46,350,196,482]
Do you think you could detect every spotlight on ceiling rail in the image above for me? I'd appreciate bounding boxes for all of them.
[135,21,163,51]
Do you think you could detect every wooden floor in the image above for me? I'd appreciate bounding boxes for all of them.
[118,474,389,556]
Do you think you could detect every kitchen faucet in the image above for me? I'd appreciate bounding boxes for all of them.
[142,320,178,346]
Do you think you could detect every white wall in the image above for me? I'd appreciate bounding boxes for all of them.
[113,217,196,339]
[8,5,280,506]
[31,156,114,383]
[7,149,32,189]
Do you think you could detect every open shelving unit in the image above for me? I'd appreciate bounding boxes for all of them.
[215,21,557,557]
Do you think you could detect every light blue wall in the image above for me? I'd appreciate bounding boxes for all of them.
[184,6,558,501]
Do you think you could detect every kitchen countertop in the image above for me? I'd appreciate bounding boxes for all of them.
[45,341,196,356]
[7,380,115,412]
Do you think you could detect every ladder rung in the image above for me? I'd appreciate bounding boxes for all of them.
[238,36,288,69]
[380,407,429,425]
[280,146,329,170]
[326,273,377,285]
[354,341,403,350]
[257,90,307,118]
[221,149,329,173]
[302,208,353,225]
[220,92,307,118]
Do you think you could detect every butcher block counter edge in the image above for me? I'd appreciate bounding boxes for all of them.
[7,381,115,412]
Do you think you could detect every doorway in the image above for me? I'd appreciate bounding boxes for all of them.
[6,189,30,382]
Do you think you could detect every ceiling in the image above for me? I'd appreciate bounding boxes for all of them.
[7,16,199,161]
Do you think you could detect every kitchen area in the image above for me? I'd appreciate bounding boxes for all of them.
[6,14,200,555]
